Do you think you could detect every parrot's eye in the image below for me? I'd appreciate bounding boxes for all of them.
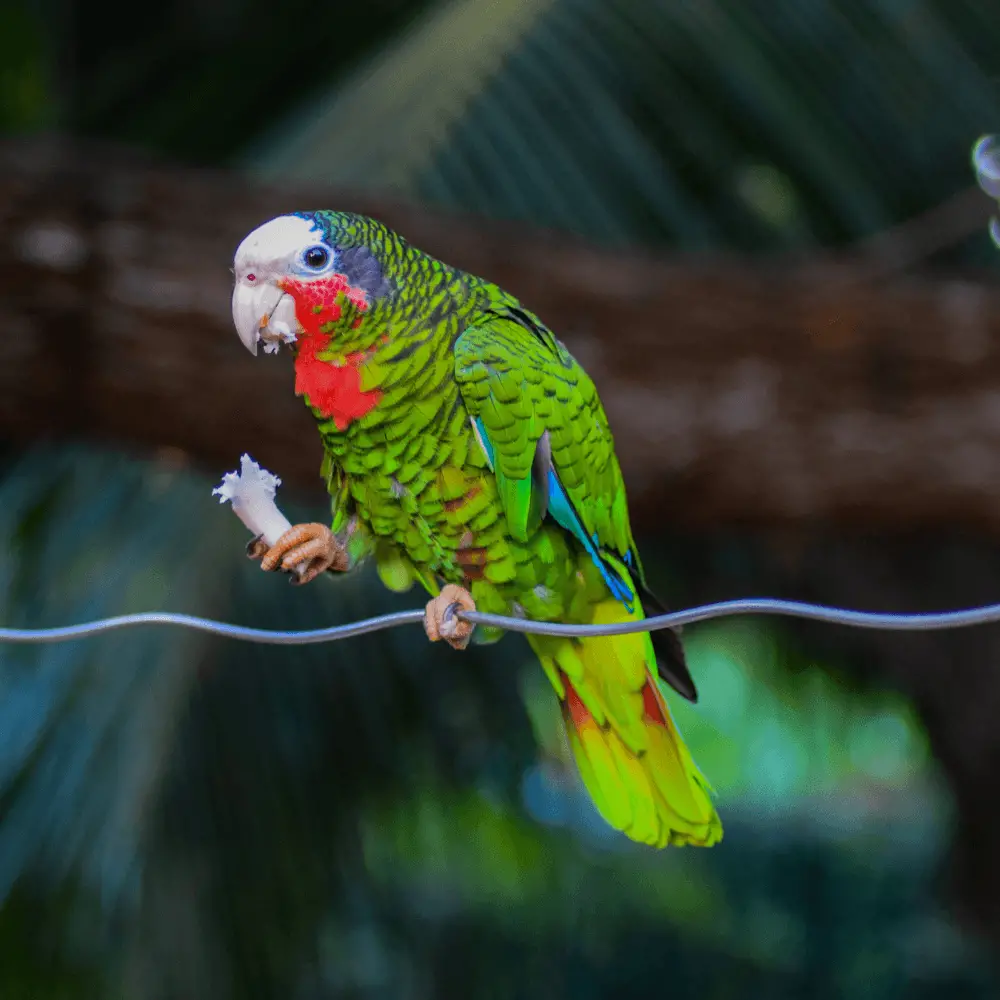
[302,245,331,270]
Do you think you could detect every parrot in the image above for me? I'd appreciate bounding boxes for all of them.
[230,211,722,849]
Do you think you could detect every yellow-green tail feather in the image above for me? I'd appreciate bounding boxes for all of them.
[529,600,722,849]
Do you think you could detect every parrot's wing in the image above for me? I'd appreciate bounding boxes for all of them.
[454,307,697,702]
[454,307,630,563]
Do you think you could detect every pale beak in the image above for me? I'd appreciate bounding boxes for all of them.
[231,280,291,356]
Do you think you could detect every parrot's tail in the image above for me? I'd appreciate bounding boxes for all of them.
[529,600,722,848]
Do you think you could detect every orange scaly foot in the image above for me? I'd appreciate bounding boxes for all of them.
[248,523,348,585]
[424,584,476,650]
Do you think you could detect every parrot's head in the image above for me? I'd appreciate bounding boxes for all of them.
[231,212,395,355]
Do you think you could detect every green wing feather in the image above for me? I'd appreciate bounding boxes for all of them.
[454,304,635,562]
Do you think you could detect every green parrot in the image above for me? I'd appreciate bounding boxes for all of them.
[231,211,722,849]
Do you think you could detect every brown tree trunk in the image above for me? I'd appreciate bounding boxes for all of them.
[2,135,1000,534]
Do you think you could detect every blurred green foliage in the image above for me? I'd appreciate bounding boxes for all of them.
[673,621,931,801]
[2,0,1000,996]
[0,5,53,132]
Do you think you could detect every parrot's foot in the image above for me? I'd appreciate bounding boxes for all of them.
[248,523,348,585]
[424,584,476,651]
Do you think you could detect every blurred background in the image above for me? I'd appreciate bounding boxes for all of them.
[3,0,1000,996]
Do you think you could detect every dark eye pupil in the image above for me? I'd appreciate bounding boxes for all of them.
[305,246,329,269]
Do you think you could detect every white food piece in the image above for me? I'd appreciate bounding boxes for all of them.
[213,454,293,546]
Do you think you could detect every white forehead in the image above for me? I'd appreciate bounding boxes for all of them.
[233,215,320,267]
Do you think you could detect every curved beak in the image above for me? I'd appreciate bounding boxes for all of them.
[231,280,290,356]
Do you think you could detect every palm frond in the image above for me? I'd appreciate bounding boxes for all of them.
[247,0,1000,256]
[247,0,558,188]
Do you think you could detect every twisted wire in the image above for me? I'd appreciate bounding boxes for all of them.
[2,597,1000,646]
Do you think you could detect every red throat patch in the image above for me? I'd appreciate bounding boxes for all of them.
[280,274,382,430]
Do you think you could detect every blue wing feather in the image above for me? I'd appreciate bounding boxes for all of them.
[547,471,634,609]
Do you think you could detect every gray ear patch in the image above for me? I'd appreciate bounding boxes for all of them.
[337,245,394,301]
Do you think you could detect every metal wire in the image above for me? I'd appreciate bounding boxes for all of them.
[3,597,1000,646]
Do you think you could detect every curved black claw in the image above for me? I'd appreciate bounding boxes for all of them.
[246,535,268,560]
